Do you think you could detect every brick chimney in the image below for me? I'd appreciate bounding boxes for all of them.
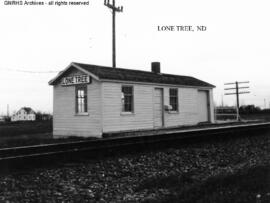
[151,62,160,74]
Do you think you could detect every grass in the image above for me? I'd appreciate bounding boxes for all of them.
[137,165,270,203]
[0,121,98,148]
[0,121,53,148]
[216,113,270,122]
[240,113,270,121]
[0,121,52,137]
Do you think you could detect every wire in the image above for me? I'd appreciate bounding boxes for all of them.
[0,68,59,74]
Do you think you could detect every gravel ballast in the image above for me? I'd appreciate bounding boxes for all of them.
[0,132,269,202]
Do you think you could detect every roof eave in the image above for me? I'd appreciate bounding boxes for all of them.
[48,62,100,86]
[99,78,215,89]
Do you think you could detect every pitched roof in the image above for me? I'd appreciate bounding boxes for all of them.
[20,107,35,114]
[49,62,215,88]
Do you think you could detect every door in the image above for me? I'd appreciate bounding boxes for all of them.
[198,90,210,122]
[154,88,164,127]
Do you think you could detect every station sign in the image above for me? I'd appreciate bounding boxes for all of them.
[61,75,91,86]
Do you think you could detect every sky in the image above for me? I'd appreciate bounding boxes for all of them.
[0,0,270,115]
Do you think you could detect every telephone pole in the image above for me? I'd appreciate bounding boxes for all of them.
[221,94,224,107]
[224,81,250,121]
[7,104,9,117]
[104,0,123,68]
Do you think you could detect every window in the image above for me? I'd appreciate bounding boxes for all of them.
[121,86,134,112]
[169,88,178,111]
[76,85,87,114]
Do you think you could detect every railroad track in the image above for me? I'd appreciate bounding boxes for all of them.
[1,122,270,170]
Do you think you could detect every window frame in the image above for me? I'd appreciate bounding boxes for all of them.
[121,85,134,113]
[169,88,179,112]
[75,85,88,115]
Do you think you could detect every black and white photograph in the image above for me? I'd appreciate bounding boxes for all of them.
[0,0,269,202]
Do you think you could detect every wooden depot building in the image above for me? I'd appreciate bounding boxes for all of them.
[49,62,215,138]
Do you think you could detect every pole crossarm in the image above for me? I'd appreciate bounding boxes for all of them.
[104,0,123,12]
[238,86,250,89]
[225,81,249,85]
[225,92,250,95]
[224,87,237,90]
[225,86,249,90]
[238,91,250,94]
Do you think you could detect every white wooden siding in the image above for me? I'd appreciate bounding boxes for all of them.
[102,82,154,132]
[164,87,199,127]
[102,83,211,133]
[53,69,102,137]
